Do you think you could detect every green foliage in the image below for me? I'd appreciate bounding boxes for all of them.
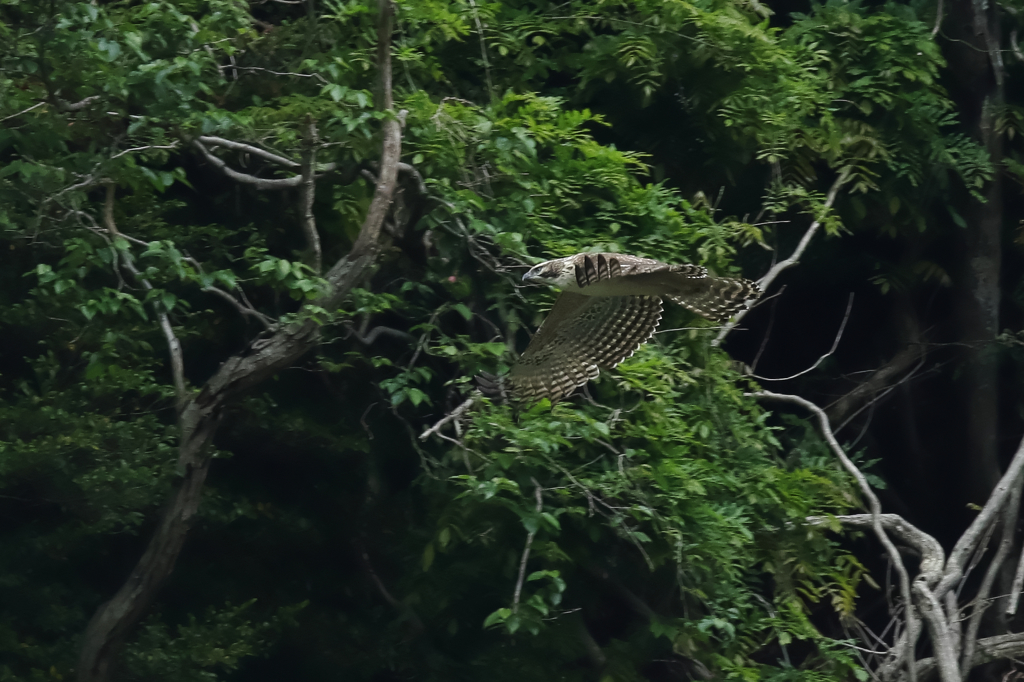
[0,0,992,680]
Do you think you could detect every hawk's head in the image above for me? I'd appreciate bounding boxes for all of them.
[522,257,577,290]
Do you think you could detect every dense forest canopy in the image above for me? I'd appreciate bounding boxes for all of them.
[3,0,1024,680]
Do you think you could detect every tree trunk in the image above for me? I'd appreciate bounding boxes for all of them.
[75,3,400,679]
[943,0,1004,508]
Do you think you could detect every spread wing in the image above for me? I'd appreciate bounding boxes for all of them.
[573,253,760,322]
[508,293,663,401]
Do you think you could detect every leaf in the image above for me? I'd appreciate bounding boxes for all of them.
[947,204,968,229]
[483,608,511,628]
[421,543,435,571]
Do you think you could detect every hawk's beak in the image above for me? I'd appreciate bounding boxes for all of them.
[523,268,540,283]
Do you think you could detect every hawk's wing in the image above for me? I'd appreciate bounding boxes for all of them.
[573,253,760,322]
[508,292,663,401]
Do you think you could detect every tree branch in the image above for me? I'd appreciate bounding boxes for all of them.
[713,169,851,347]
[353,538,425,634]
[346,323,415,345]
[420,396,477,441]
[56,95,100,113]
[299,119,322,272]
[512,480,543,613]
[102,184,187,409]
[961,482,1021,674]
[751,391,925,682]
[202,286,275,330]
[912,632,1024,681]
[934,432,1024,605]
[76,3,403,680]
[805,514,945,583]
[0,101,45,122]
[196,135,300,169]
[191,138,303,189]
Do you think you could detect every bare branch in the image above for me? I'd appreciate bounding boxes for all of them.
[299,120,322,272]
[914,583,959,682]
[713,169,851,347]
[1006,527,1024,615]
[805,514,944,583]
[0,101,46,122]
[202,286,274,330]
[751,391,924,682]
[197,135,300,168]
[353,538,425,634]
[750,293,853,382]
[110,144,180,160]
[935,433,1024,603]
[913,632,1024,681]
[216,66,329,83]
[56,95,101,112]
[420,396,477,441]
[102,184,187,409]
[512,480,544,613]
[347,324,415,345]
[191,138,302,189]
[1012,29,1024,65]
[962,482,1022,673]
[76,3,404,680]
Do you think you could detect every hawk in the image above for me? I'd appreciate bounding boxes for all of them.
[505,253,761,401]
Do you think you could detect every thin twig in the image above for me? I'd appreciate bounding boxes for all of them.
[347,324,414,345]
[110,144,179,160]
[750,293,853,382]
[203,286,274,329]
[0,101,46,122]
[217,65,328,82]
[749,286,782,374]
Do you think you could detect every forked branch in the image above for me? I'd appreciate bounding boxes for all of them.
[76,2,403,680]
[752,390,926,682]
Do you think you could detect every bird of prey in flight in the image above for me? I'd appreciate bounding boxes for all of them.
[504,253,761,401]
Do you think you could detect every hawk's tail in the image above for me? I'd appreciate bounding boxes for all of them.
[668,277,761,322]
